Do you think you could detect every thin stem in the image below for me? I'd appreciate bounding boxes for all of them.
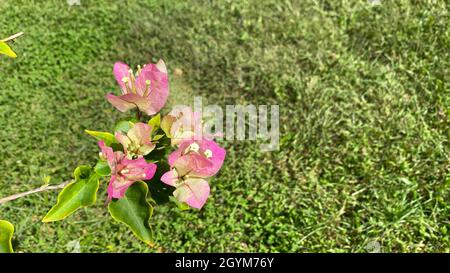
[1,32,24,42]
[136,109,142,121]
[0,180,72,205]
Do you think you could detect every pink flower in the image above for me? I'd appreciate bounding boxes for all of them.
[99,141,156,201]
[161,106,210,146]
[161,156,211,209]
[160,139,226,209]
[168,139,226,177]
[115,122,155,158]
[106,60,169,115]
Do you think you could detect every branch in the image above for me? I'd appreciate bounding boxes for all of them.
[0,180,72,205]
[1,32,24,43]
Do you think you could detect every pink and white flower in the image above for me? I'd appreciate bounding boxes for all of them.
[98,141,157,201]
[106,60,169,115]
[115,122,155,159]
[168,139,226,177]
[161,139,226,209]
[161,106,215,146]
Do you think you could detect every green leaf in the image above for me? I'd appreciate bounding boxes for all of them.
[108,181,154,245]
[153,134,165,141]
[85,130,117,146]
[0,41,17,58]
[114,120,134,134]
[148,113,161,131]
[42,167,100,222]
[0,220,14,253]
[74,165,92,180]
[94,160,111,176]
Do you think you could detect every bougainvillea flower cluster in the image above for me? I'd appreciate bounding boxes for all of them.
[101,60,226,209]
[40,59,226,247]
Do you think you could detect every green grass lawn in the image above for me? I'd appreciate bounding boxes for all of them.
[0,0,449,252]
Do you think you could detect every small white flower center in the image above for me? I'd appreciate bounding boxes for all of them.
[204,149,213,158]
[189,142,200,153]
